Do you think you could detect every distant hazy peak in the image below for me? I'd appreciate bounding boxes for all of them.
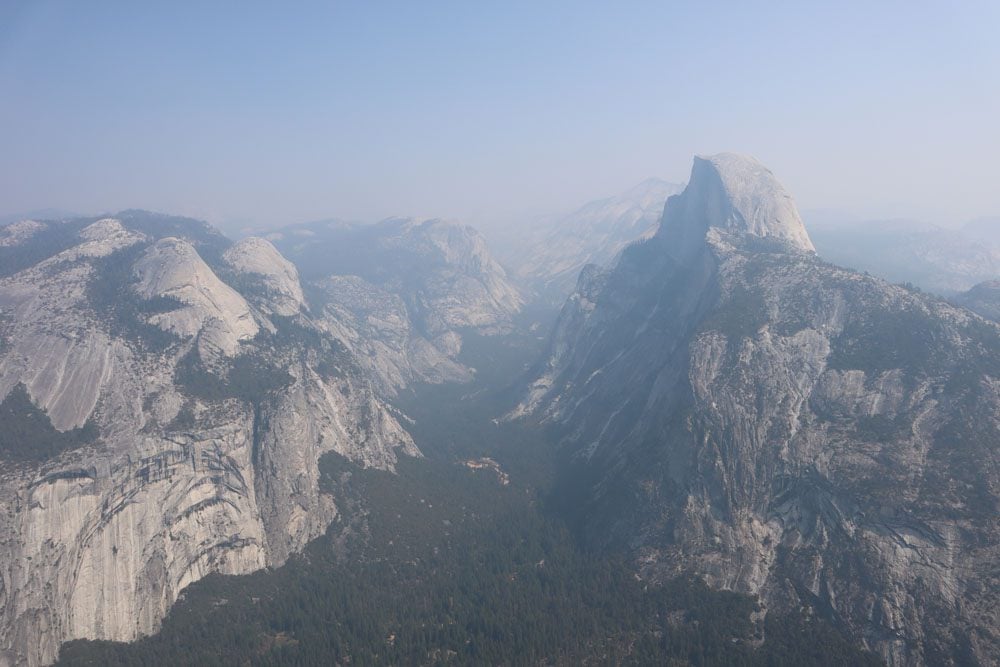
[0,219,46,246]
[659,152,815,255]
[379,216,477,240]
[955,278,1000,321]
[619,177,683,202]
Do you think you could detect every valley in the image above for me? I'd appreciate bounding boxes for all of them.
[57,316,879,666]
[0,159,994,667]
[3,6,998,665]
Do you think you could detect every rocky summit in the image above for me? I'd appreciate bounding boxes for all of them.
[515,153,1000,665]
[0,212,416,667]
[0,163,996,667]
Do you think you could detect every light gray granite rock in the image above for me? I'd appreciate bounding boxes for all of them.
[0,215,417,667]
[516,154,1000,665]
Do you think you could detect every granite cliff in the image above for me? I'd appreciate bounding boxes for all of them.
[517,154,1000,665]
[0,213,416,666]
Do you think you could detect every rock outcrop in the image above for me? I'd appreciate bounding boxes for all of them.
[311,275,472,394]
[134,237,259,356]
[222,237,306,317]
[0,213,416,667]
[660,153,814,256]
[270,216,523,390]
[517,154,1000,665]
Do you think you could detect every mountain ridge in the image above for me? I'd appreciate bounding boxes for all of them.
[516,154,1000,665]
[0,212,417,666]
[269,215,523,392]
[511,178,684,302]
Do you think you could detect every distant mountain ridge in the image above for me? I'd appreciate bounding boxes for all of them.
[964,217,1000,244]
[0,209,81,227]
[511,178,684,302]
[269,216,523,392]
[955,279,1000,322]
[809,217,999,295]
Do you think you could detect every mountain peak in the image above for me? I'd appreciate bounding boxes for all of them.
[659,153,815,255]
[223,237,306,316]
[621,177,683,203]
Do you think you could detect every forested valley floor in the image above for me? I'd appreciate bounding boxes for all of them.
[59,311,881,666]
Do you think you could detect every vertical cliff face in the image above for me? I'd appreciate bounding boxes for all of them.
[0,213,416,667]
[659,154,814,258]
[517,154,1000,665]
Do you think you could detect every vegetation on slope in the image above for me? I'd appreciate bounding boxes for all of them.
[0,384,98,462]
[58,311,882,666]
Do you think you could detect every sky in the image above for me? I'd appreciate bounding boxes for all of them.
[1,1,999,235]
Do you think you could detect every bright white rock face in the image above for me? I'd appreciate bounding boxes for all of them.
[134,237,259,356]
[53,219,147,261]
[0,220,45,247]
[222,236,306,316]
[0,213,418,667]
[0,220,145,432]
[659,153,815,259]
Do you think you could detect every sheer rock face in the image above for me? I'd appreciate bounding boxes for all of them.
[513,178,684,302]
[517,155,1000,665]
[0,214,416,667]
[0,219,147,432]
[270,217,522,391]
[658,153,815,259]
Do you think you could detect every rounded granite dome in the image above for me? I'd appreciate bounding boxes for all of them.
[659,152,815,255]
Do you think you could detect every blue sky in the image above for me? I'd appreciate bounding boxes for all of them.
[1,1,998,232]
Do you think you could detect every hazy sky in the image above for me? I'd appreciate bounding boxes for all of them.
[1,1,998,233]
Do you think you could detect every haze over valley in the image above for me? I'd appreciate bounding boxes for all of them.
[1,3,998,666]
